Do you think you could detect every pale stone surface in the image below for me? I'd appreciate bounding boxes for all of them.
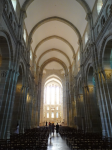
[47,132,71,150]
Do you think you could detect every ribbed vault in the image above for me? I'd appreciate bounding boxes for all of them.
[20,0,96,70]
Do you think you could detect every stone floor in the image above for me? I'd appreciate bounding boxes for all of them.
[47,131,71,150]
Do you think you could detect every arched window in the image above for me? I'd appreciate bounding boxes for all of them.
[51,112,54,118]
[23,29,27,42]
[56,87,59,104]
[97,0,103,14]
[45,81,62,105]
[78,51,80,61]
[44,79,63,123]
[30,50,32,60]
[85,32,88,44]
[56,112,58,118]
[51,85,55,105]
[47,113,49,118]
[11,0,17,11]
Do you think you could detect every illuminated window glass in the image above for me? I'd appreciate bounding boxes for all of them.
[11,0,17,11]
[47,113,49,118]
[78,51,80,61]
[47,87,50,104]
[47,107,49,110]
[23,29,27,42]
[51,86,55,105]
[56,112,58,118]
[51,112,54,118]
[56,87,59,104]
[30,51,32,60]
[56,107,58,110]
[85,32,88,44]
[97,0,103,14]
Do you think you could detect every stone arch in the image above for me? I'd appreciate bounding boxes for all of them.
[40,57,68,75]
[87,66,94,86]
[28,16,81,44]
[0,30,14,67]
[85,63,93,86]
[45,74,62,83]
[86,65,101,133]
[37,48,71,67]
[18,61,26,85]
[34,35,75,57]
[22,0,34,10]
[76,0,91,14]
[99,34,112,69]
[99,35,112,136]
[45,78,62,87]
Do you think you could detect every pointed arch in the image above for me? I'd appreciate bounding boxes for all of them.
[22,0,34,10]
[34,35,75,56]
[76,0,91,14]
[40,57,68,75]
[28,16,81,43]
[37,48,71,66]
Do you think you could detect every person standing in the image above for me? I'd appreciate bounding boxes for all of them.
[56,123,59,135]
[46,121,47,126]
[51,123,54,136]
[14,123,19,134]
[49,122,52,134]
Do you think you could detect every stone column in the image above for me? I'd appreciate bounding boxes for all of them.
[65,74,70,126]
[20,84,28,133]
[40,81,44,125]
[83,86,91,132]
[94,71,107,136]
[63,80,67,125]
[0,0,3,27]
[99,70,112,137]
[0,69,19,139]
[37,73,42,126]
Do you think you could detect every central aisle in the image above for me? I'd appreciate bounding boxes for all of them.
[47,131,71,150]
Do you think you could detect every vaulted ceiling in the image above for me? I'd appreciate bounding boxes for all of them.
[19,0,96,71]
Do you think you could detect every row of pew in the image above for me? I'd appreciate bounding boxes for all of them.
[59,127,112,150]
[0,127,49,150]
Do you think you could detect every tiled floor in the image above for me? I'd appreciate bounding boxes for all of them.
[47,131,71,150]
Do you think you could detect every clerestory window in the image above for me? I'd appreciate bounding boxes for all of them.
[97,0,103,14]
[11,0,17,11]
[23,29,27,42]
